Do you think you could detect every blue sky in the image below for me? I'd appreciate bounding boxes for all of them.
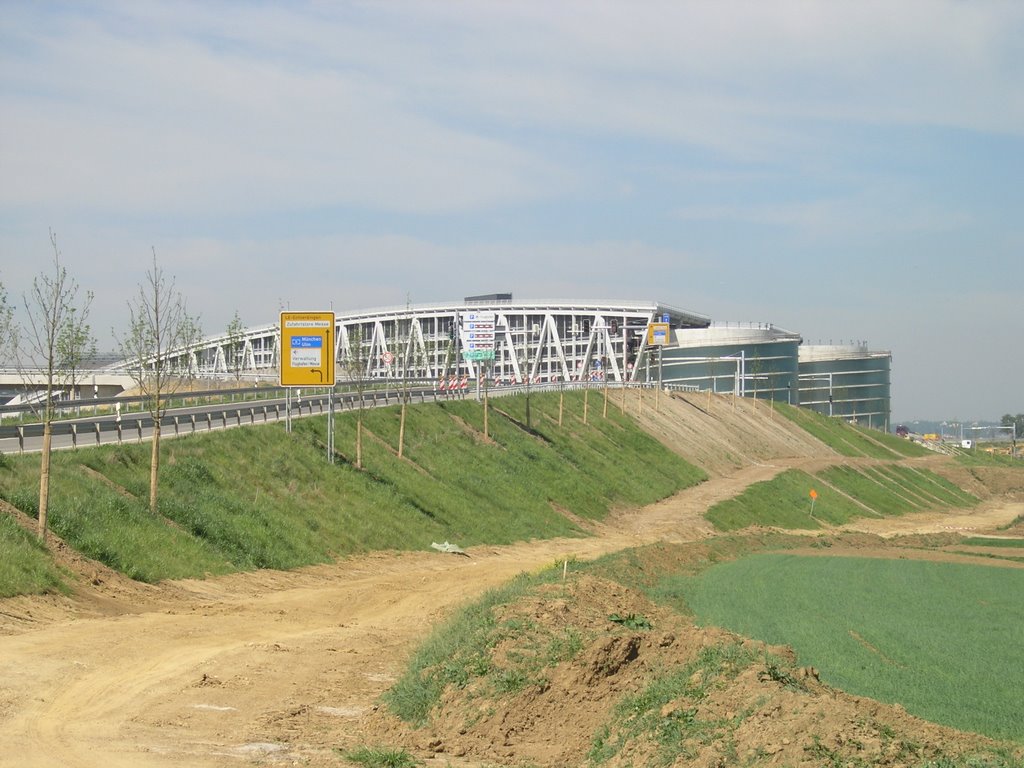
[1,1,1021,422]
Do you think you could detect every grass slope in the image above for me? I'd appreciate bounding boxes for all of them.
[775,403,928,459]
[680,554,1024,742]
[816,465,919,516]
[0,513,68,598]
[817,464,978,518]
[0,392,704,591]
[705,469,867,531]
[706,463,978,532]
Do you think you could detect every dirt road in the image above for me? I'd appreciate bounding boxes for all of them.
[0,463,767,768]
[1,460,1020,768]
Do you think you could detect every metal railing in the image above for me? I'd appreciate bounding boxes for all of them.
[0,379,639,454]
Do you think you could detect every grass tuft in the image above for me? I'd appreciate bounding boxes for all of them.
[343,746,420,768]
[590,640,760,766]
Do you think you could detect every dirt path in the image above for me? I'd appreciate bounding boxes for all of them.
[841,498,1024,538]
[0,462,786,768]
[1,462,1020,768]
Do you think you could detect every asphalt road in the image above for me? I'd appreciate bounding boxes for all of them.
[0,387,470,454]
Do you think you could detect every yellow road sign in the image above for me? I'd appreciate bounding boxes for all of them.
[647,322,671,346]
[280,311,336,386]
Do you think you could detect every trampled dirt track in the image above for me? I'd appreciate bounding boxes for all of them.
[1,393,1021,767]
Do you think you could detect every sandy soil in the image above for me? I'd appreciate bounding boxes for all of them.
[2,485,1020,768]
[1,392,1020,767]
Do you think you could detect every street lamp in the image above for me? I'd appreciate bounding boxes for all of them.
[798,373,833,417]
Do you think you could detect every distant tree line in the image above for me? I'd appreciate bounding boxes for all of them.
[1001,413,1024,438]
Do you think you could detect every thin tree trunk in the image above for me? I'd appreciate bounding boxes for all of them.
[37,422,52,541]
[356,416,363,469]
[149,421,160,514]
[398,402,407,458]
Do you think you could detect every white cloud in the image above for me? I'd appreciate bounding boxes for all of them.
[361,1,1024,148]
[4,2,1021,222]
[0,7,573,216]
[1,1,1021,419]
[672,194,975,242]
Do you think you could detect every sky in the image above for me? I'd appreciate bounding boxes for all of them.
[1,1,1021,423]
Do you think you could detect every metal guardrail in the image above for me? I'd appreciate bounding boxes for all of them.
[0,385,276,417]
[0,379,634,454]
[0,380,448,418]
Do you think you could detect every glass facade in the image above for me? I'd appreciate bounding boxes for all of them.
[798,345,892,430]
[652,324,802,403]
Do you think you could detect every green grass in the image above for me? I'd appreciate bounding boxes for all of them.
[382,571,547,724]
[705,469,867,531]
[0,393,705,591]
[859,466,930,510]
[888,465,979,507]
[775,403,906,459]
[955,450,1022,468]
[382,536,1023,764]
[961,537,1024,548]
[0,513,69,597]
[852,425,931,458]
[915,755,1024,768]
[1,451,234,582]
[816,465,917,516]
[815,464,978,518]
[677,554,1024,742]
[343,746,420,768]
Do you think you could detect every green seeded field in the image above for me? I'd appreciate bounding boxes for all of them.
[676,554,1024,742]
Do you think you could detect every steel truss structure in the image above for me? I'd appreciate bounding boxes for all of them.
[114,299,710,385]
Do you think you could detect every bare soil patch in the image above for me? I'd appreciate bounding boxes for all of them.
[360,570,1006,768]
[1,397,1021,767]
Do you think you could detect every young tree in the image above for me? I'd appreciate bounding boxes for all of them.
[179,313,204,394]
[17,231,93,540]
[116,251,198,514]
[396,317,423,460]
[56,306,98,409]
[225,310,246,384]
[519,330,535,430]
[395,301,429,459]
[0,278,14,363]
[341,326,368,469]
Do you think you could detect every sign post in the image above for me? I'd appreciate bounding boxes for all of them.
[809,488,818,518]
[647,322,671,411]
[280,312,336,458]
[460,311,496,400]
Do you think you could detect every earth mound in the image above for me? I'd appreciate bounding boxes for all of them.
[363,571,1009,767]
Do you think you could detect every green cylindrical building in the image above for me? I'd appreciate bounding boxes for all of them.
[798,344,892,431]
[648,324,802,403]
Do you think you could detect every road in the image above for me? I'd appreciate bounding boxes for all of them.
[0,386,477,454]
